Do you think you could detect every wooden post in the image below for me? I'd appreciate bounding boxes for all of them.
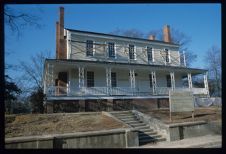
[170,111,172,122]
[192,111,195,121]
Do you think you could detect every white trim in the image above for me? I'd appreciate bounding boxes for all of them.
[47,95,169,101]
[188,73,192,89]
[203,72,209,96]
[152,47,155,62]
[67,30,71,59]
[78,66,85,88]
[183,50,186,67]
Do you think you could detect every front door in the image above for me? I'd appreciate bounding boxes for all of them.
[57,72,68,95]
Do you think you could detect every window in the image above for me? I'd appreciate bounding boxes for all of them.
[147,47,153,62]
[86,40,94,56]
[129,44,135,60]
[111,72,117,87]
[165,49,170,63]
[149,74,153,87]
[87,71,94,87]
[166,75,171,87]
[108,42,115,58]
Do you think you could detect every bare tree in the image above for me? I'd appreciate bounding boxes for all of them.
[109,28,145,38]
[4,5,42,37]
[17,50,53,113]
[204,45,221,96]
[147,28,197,67]
[19,50,52,92]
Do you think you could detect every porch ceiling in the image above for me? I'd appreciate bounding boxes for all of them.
[45,59,207,75]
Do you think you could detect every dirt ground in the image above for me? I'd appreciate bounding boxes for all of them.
[5,107,221,138]
[5,112,128,138]
[143,106,222,124]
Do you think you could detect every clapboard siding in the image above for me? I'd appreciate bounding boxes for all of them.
[66,67,184,90]
[68,32,181,66]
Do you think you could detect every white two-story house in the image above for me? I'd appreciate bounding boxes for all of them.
[43,7,209,113]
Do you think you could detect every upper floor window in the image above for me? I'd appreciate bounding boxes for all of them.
[129,44,135,60]
[147,47,153,62]
[108,42,115,58]
[165,49,170,63]
[86,40,94,56]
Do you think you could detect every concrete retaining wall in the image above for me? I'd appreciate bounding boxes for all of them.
[5,128,139,149]
[132,110,221,141]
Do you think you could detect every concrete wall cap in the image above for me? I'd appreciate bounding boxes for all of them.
[168,121,207,128]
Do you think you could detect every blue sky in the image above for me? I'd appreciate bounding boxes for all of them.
[5,4,221,80]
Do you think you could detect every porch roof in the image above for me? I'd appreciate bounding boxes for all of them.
[45,59,207,75]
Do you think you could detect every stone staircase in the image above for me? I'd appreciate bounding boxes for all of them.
[110,111,166,146]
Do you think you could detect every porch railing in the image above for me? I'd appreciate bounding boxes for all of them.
[46,86,208,97]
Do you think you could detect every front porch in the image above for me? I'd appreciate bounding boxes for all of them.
[43,59,209,100]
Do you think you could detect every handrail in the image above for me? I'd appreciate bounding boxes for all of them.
[46,86,207,97]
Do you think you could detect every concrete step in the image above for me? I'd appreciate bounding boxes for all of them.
[138,128,154,132]
[110,111,132,114]
[139,137,166,145]
[132,125,150,129]
[124,120,142,124]
[112,112,133,115]
[138,131,158,136]
[110,112,133,115]
[139,134,162,140]
[130,123,147,127]
[120,118,138,121]
[114,115,135,119]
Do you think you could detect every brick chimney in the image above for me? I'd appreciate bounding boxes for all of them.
[163,25,171,43]
[148,35,155,40]
[56,7,67,59]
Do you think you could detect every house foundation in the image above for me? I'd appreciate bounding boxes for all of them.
[45,98,169,113]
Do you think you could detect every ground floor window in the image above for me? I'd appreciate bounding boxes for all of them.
[166,75,171,87]
[149,74,153,87]
[87,71,94,87]
[111,72,117,87]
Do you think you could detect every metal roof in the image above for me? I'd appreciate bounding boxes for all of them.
[45,59,207,74]
[65,28,179,46]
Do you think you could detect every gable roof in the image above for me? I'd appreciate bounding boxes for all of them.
[65,28,179,46]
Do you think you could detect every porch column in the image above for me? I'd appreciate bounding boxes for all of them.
[187,73,192,89]
[129,69,136,94]
[106,67,111,95]
[78,66,84,88]
[183,51,186,67]
[170,72,175,91]
[48,63,54,95]
[204,72,209,96]
[151,71,157,95]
